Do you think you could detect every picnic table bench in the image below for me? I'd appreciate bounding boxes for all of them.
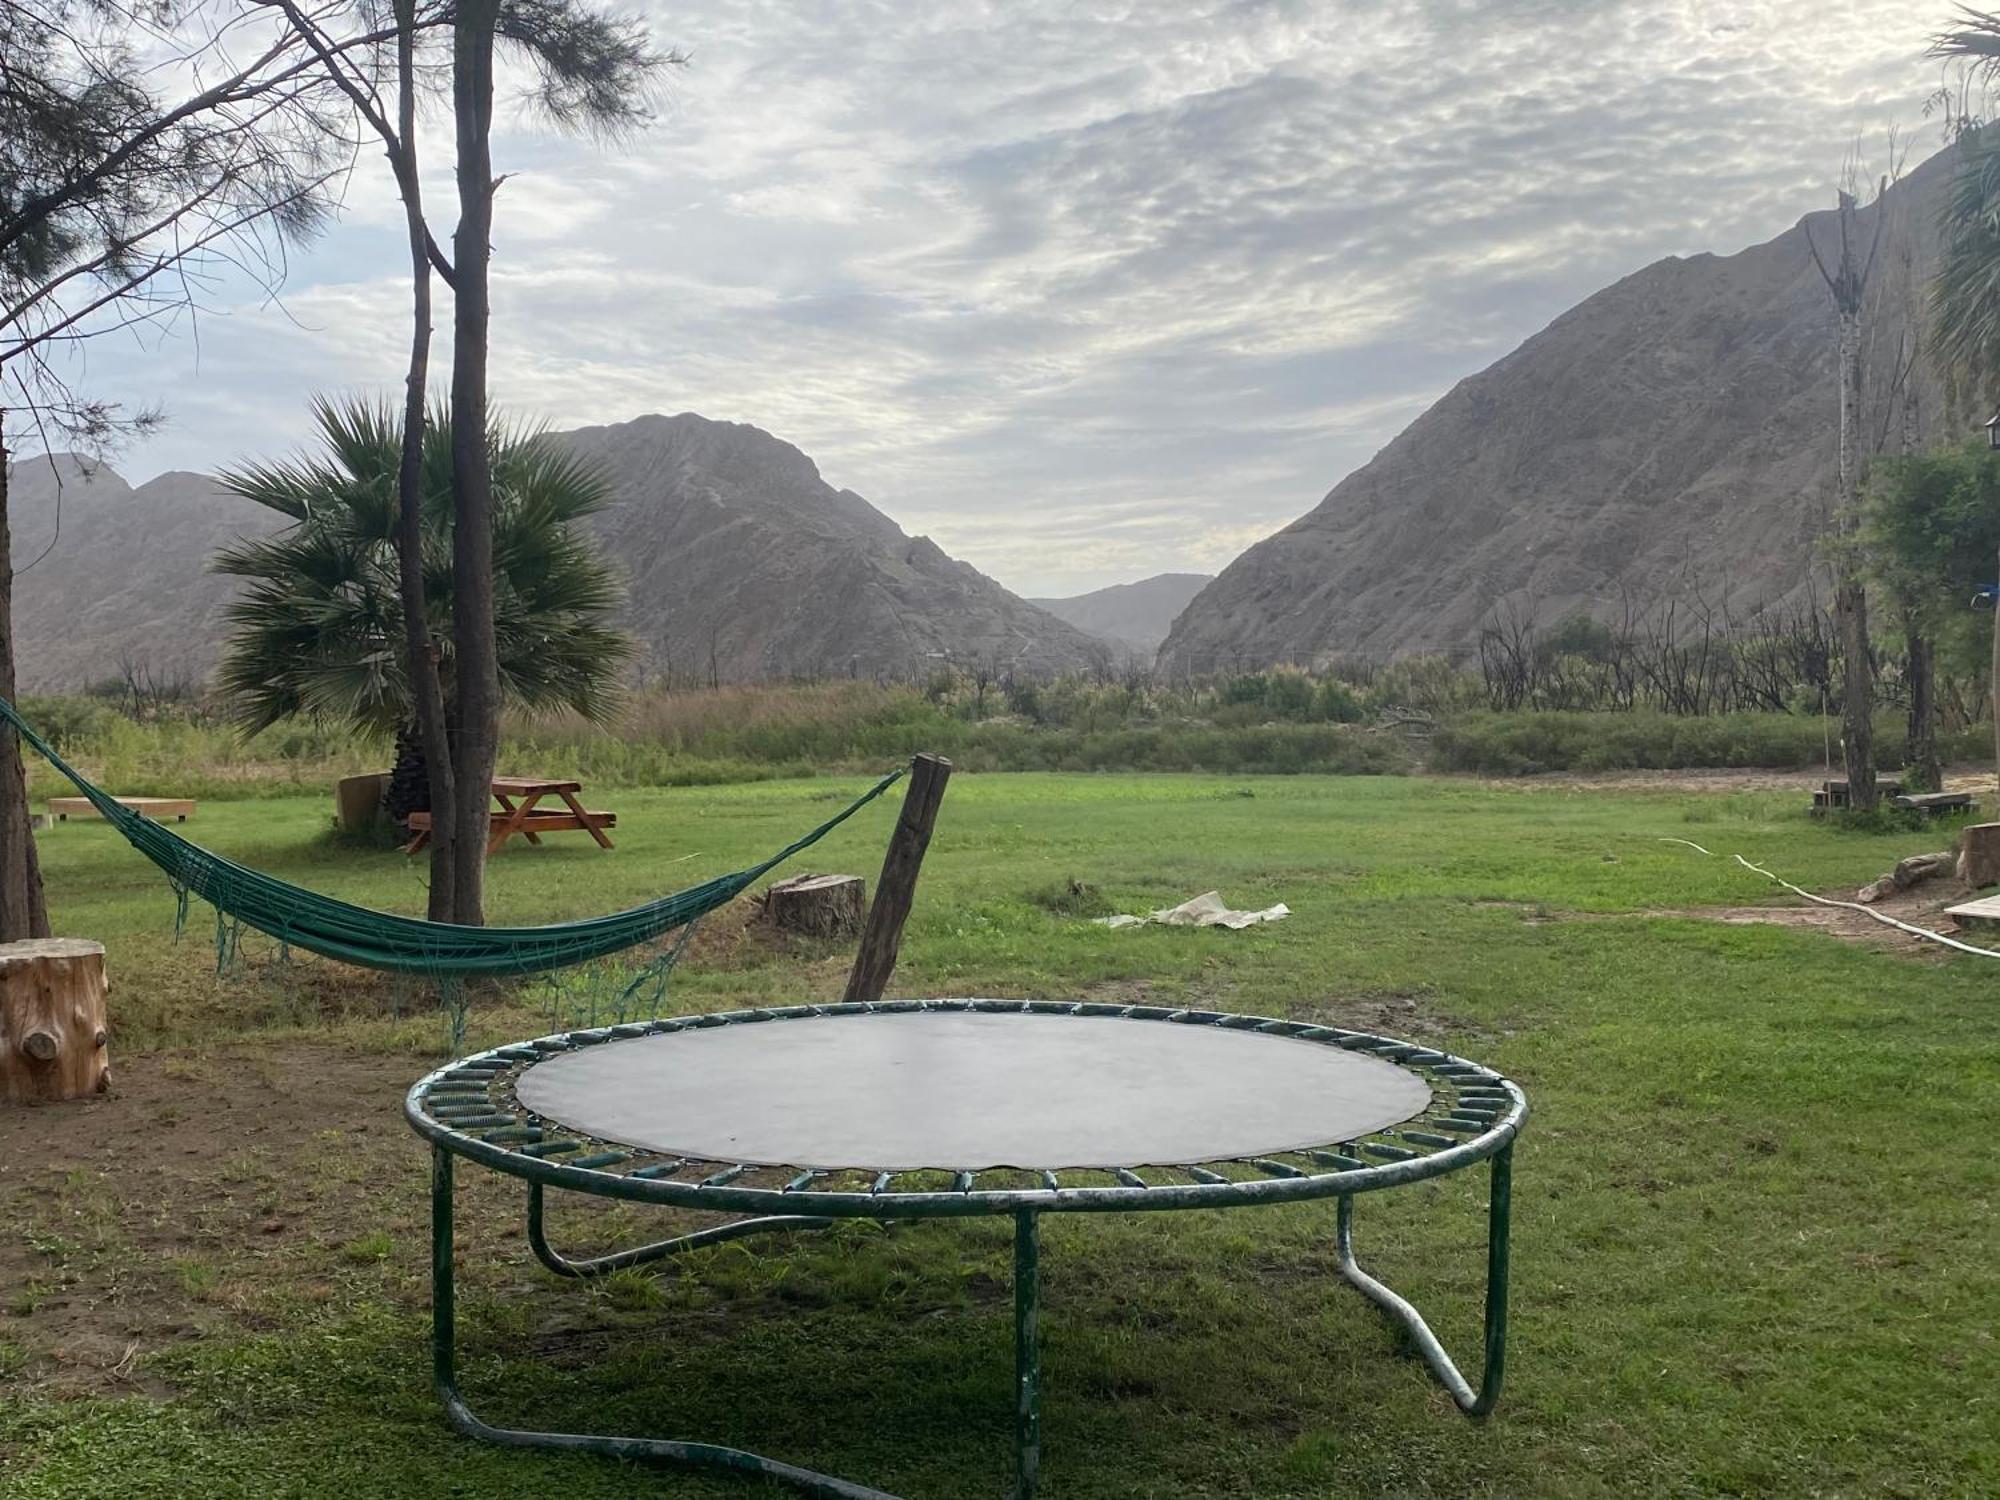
[49,796,194,822]
[403,776,616,855]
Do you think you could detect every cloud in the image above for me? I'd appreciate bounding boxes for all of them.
[57,0,1943,595]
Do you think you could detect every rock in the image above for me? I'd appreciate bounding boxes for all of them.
[1891,852,1956,889]
[1856,878,1894,905]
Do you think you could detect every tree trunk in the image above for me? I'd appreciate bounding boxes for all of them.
[0,412,50,943]
[1904,614,1941,794]
[1833,300,1875,811]
[384,722,430,823]
[447,0,500,925]
[389,0,459,923]
[0,938,107,1105]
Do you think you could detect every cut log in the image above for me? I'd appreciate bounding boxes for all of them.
[0,938,110,1105]
[843,753,952,1004]
[335,773,391,835]
[764,874,865,938]
[1958,822,2000,890]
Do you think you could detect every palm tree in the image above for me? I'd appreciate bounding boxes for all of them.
[215,396,632,818]
[1930,11,2000,791]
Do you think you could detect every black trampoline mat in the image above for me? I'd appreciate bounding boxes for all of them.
[513,1011,1434,1171]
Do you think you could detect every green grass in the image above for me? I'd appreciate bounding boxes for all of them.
[3,772,1997,1497]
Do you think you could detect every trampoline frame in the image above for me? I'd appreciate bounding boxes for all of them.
[406,998,1527,1499]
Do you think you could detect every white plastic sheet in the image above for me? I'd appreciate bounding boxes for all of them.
[1095,890,1290,931]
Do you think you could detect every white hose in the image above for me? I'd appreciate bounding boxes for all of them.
[1658,838,2000,961]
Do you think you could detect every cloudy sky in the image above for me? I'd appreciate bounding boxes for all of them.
[57,0,1950,596]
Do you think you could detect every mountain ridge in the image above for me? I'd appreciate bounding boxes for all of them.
[2,412,1110,693]
[1159,144,1956,671]
[1028,572,1213,656]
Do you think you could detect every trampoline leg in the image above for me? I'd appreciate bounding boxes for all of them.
[426,1146,897,1500]
[1014,1209,1041,1500]
[1334,1141,1512,1418]
[525,1181,837,1278]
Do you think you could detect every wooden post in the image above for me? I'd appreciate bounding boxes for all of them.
[0,938,110,1105]
[842,754,951,1004]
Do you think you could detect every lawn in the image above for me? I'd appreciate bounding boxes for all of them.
[1,771,1995,1498]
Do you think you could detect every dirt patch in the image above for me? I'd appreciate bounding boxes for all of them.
[1455,763,1992,796]
[1478,884,1982,960]
[0,1043,525,1399]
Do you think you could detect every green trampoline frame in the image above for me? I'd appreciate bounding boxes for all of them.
[405,999,1527,1498]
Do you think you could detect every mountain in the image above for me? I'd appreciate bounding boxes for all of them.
[1159,145,1955,672]
[5,456,265,694]
[2,413,1109,693]
[1028,573,1213,656]
[559,415,1108,681]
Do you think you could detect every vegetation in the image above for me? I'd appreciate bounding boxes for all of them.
[214,397,633,736]
[1,773,1994,1497]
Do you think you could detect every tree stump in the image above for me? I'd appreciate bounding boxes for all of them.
[764,874,865,938]
[1959,823,2000,890]
[335,773,391,835]
[0,938,110,1105]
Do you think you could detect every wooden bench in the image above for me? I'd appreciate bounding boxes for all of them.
[1810,779,1904,811]
[404,807,617,855]
[1889,792,1976,817]
[48,796,194,822]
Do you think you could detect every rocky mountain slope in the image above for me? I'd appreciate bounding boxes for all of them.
[3,413,1108,693]
[1159,145,1956,671]
[1028,572,1212,656]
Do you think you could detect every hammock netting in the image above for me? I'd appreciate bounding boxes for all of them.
[0,697,901,988]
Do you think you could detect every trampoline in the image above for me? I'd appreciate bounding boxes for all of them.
[406,999,1527,1499]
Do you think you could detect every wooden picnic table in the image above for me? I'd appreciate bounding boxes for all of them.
[403,775,616,855]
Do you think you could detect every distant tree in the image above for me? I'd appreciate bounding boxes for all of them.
[213,398,633,797]
[1865,439,2000,781]
[1806,171,1890,809]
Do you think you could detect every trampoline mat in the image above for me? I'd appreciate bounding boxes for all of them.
[513,1011,1433,1172]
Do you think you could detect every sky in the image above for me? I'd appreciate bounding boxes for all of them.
[46,0,1955,597]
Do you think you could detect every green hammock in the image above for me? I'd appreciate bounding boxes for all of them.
[0,697,901,980]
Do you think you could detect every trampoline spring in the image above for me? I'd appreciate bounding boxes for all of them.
[869,1172,895,1195]
[700,1164,747,1188]
[783,1171,821,1193]
[1308,1150,1367,1171]
[627,1160,683,1180]
[952,1171,976,1194]
[522,1139,584,1158]
[1400,1131,1460,1149]
[436,1112,514,1129]
[1250,1158,1306,1179]
[1186,1167,1229,1185]
[1440,1115,1494,1130]
[480,1127,542,1144]
[568,1151,630,1171]
[1038,1171,1061,1191]
[1112,1169,1147,1189]
[1360,1141,1418,1161]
